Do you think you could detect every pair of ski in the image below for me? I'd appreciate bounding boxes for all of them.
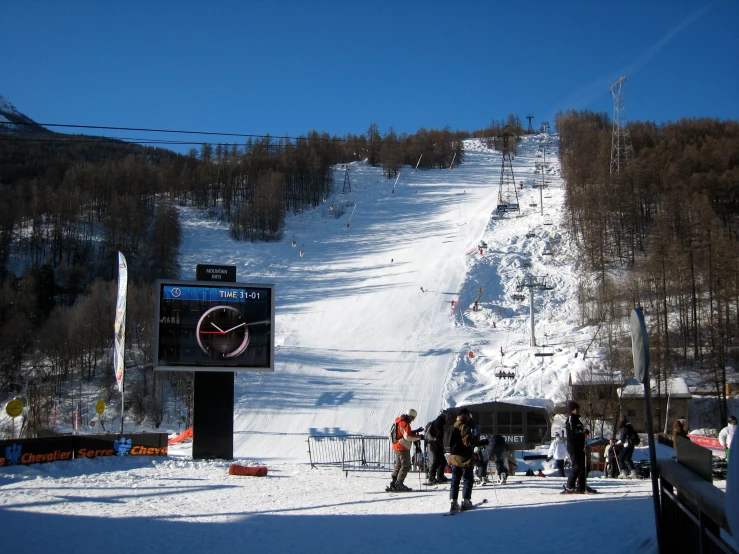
[478,480,522,485]
[560,484,599,494]
[444,498,488,516]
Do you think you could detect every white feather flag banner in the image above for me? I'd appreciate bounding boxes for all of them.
[114,251,128,393]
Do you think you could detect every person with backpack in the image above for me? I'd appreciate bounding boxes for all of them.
[616,415,638,478]
[423,413,448,485]
[546,432,568,477]
[387,408,424,492]
[448,408,486,512]
[563,401,590,493]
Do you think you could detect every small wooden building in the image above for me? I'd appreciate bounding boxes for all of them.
[619,377,692,433]
[569,371,622,421]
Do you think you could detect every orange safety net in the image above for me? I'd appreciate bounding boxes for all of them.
[167,427,193,444]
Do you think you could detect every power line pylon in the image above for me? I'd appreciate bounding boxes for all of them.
[496,131,519,214]
[342,165,351,193]
[526,114,534,133]
[609,75,633,174]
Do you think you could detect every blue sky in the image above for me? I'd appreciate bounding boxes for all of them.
[1,0,737,147]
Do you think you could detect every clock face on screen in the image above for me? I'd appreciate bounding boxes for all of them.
[195,305,250,359]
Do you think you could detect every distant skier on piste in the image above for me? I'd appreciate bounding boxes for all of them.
[563,401,591,494]
[387,409,423,492]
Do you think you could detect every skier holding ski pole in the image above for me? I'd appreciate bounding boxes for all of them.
[563,401,593,494]
[447,408,487,513]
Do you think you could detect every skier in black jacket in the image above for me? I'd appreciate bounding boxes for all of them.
[617,415,637,478]
[488,435,509,483]
[423,413,448,485]
[564,401,590,493]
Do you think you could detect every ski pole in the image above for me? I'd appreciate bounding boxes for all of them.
[490,467,499,505]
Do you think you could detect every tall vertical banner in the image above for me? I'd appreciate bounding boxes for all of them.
[114,252,128,392]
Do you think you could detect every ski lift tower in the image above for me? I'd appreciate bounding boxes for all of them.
[516,274,555,346]
[526,114,534,133]
[497,130,519,214]
[609,75,633,174]
[537,135,552,215]
[342,165,351,193]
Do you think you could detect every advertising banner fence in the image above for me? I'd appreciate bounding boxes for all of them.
[0,433,168,467]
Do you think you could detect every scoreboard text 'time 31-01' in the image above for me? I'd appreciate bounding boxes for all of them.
[154,280,274,372]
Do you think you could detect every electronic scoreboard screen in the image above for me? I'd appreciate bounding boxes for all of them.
[154,280,274,372]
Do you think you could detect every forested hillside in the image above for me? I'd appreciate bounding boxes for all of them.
[0,120,467,435]
[556,111,739,423]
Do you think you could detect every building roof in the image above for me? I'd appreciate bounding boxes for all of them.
[619,377,691,399]
[569,370,623,386]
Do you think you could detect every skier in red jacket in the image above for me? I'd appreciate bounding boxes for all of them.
[388,408,423,492]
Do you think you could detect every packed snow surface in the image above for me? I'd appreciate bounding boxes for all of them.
[176,136,592,462]
[1,136,666,553]
[1,449,657,553]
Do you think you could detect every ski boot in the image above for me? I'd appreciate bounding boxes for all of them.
[394,483,413,492]
[449,500,460,513]
[460,499,474,511]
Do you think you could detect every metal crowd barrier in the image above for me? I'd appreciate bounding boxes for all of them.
[307,435,422,477]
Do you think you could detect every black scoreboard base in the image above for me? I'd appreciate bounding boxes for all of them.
[192,371,234,460]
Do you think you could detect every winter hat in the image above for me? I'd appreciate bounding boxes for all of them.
[730,416,737,425]
[406,408,418,418]
[567,401,580,412]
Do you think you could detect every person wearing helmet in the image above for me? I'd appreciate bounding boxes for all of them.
[387,408,423,492]
[720,416,737,463]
